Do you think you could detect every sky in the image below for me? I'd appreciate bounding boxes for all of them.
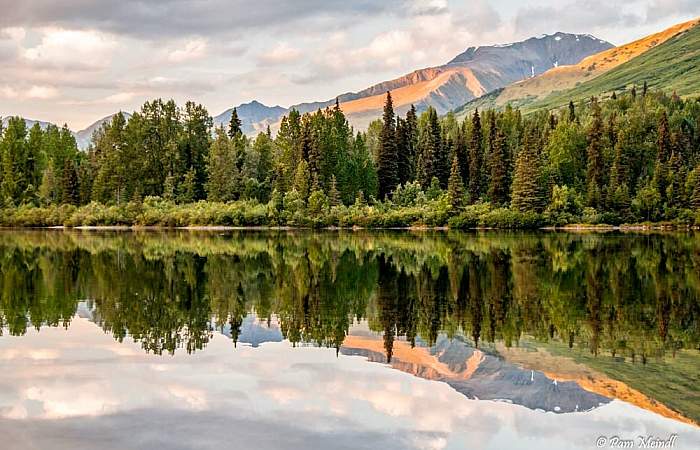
[0,0,699,130]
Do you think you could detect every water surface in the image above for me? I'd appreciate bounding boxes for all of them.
[0,230,698,449]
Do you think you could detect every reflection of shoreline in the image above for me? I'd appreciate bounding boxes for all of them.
[496,343,699,427]
[341,332,610,415]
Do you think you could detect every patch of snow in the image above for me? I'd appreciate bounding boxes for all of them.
[555,36,562,41]
[531,65,535,77]
[600,40,606,44]
[536,33,548,39]
[494,42,514,48]
[553,61,559,68]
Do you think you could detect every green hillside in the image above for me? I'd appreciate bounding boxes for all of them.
[453,88,502,119]
[526,23,700,111]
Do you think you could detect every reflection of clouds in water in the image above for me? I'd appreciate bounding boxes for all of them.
[0,317,698,450]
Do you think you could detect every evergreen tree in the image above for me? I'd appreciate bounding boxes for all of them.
[61,159,80,205]
[329,175,341,207]
[293,159,311,201]
[667,147,685,208]
[448,155,465,209]
[511,128,544,213]
[691,167,700,209]
[395,117,414,185]
[180,101,213,201]
[228,107,242,139]
[377,92,398,199]
[206,127,237,202]
[0,117,27,205]
[654,112,671,204]
[586,99,604,208]
[468,110,483,201]
[38,160,58,206]
[487,117,508,205]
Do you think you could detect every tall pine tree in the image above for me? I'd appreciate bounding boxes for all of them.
[468,110,483,202]
[377,92,398,199]
[511,127,544,213]
[487,116,508,205]
[586,99,604,208]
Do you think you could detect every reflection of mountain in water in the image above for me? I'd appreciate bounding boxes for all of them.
[342,333,609,414]
[219,314,283,347]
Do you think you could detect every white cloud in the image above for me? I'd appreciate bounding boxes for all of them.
[168,37,208,63]
[23,28,117,69]
[1,26,26,41]
[257,42,303,66]
[26,85,59,99]
[0,85,19,98]
[104,92,137,103]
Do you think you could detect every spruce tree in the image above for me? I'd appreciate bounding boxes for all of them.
[488,119,508,205]
[228,108,242,139]
[61,159,80,205]
[586,99,604,208]
[395,117,414,185]
[691,167,700,209]
[667,147,685,208]
[206,127,236,202]
[377,92,398,199]
[654,112,671,204]
[448,155,465,209]
[406,105,418,165]
[511,128,544,213]
[468,110,483,201]
[329,175,341,207]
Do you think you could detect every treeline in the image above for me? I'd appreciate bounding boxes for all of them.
[2,88,700,227]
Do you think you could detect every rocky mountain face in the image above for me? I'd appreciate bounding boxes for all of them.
[455,18,700,117]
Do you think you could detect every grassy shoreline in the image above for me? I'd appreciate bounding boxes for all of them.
[1,198,698,230]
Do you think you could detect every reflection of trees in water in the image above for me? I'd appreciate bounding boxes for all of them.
[0,231,698,361]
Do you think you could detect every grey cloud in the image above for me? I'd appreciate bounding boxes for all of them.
[515,1,642,37]
[0,0,410,39]
[646,0,700,23]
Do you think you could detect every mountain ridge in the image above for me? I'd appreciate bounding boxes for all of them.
[454,17,700,117]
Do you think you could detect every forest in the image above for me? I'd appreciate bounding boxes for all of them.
[1,86,700,228]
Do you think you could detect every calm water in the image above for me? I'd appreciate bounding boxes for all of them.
[0,230,698,450]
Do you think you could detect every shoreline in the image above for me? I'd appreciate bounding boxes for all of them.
[0,224,698,232]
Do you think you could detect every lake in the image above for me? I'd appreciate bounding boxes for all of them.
[0,230,698,450]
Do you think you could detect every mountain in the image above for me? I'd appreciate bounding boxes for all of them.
[231,32,612,133]
[525,18,700,111]
[341,333,609,414]
[74,112,133,150]
[454,18,700,117]
[213,100,287,136]
[1,116,54,131]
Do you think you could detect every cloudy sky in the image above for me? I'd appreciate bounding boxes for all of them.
[1,0,698,129]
